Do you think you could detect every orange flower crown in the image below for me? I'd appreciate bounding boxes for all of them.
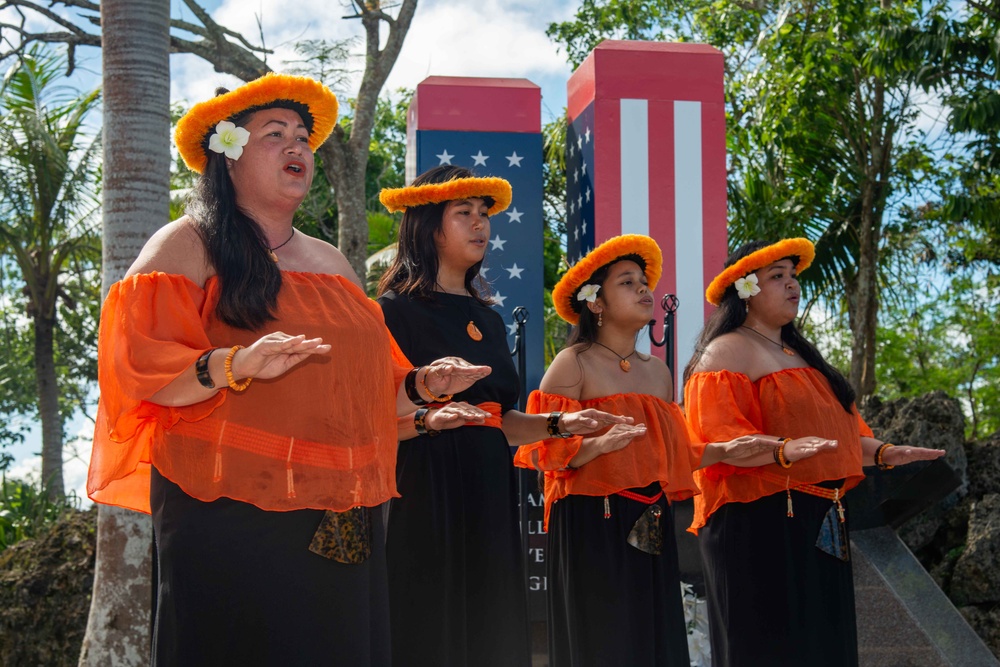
[379,177,512,217]
[175,73,339,174]
[705,237,815,306]
[553,234,663,325]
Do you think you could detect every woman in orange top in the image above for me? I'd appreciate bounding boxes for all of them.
[683,238,944,667]
[376,165,629,667]
[87,75,488,667]
[514,235,780,667]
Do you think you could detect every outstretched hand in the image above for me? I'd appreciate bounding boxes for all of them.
[719,435,783,461]
[426,402,491,432]
[881,445,946,467]
[595,423,648,455]
[231,332,331,380]
[423,357,492,397]
[784,436,838,463]
[559,409,634,436]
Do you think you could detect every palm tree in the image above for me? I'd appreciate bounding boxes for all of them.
[0,45,101,498]
[77,0,170,663]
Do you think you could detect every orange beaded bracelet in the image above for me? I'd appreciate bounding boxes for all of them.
[773,437,793,468]
[224,345,252,392]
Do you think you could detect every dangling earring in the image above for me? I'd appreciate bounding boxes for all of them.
[598,312,603,327]
[744,300,750,314]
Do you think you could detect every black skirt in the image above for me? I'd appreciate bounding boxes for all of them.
[150,467,391,667]
[698,486,858,667]
[546,486,691,667]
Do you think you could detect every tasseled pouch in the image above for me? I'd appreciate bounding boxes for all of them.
[815,504,850,562]
[627,504,663,555]
[308,507,372,564]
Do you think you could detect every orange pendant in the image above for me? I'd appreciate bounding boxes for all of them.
[782,347,795,356]
[467,321,483,341]
[620,359,631,372]
[268,250,279,263]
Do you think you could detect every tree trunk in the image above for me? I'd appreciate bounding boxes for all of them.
[34,309,64,497]
[849,189,879,399]
[321,0,418,281]
[79,0,170,664]
[322,143,369,281]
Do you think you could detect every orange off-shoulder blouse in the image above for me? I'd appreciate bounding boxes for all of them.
[684,368,872,533]
[88,271,411,514]
[514,390,703,529]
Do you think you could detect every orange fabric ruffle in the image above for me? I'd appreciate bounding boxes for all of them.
[684,368,871,533]
[514,390,702,529]
[88,271,411,514]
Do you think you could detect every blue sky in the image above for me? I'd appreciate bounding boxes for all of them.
[4,0,585,500]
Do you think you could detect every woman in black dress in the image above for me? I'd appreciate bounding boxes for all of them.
[377,165,630,667]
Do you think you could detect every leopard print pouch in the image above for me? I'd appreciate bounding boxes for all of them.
[308,507,372,564]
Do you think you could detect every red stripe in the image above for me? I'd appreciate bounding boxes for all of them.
[617,489,664,505]
[593,98,622,242]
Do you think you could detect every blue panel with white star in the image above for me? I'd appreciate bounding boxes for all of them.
[416,130,545,393]
[566,102,596,265]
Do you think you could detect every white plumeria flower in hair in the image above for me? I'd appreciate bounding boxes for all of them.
[577,283,601,303]
[734,273,761,300]
[208,121,251,160]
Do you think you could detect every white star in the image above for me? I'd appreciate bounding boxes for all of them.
[569,200,575,214]
[493,291,507,307]
[577,135,583,150]
[479,266,490,278]
[573,227,579,241]
[581,161,587,176]
[507,207,524,223]
[572,169,578,184]
[506,323,517,336]
[569,142,575,158]
[471,150,489,166]
[436,149,454,165]
[506,151,523,167]
[582,219,588,235]
[577,194,583,208]
[489,235,507,251]
[505,263,524,279]
[585,127,591,143]
[585,187,591,203]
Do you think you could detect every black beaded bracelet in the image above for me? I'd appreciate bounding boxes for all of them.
[546,412,572,439]
[414,408,440,437]
[875,442,895,470]
[405,367,429,406]
[195,348,218,389]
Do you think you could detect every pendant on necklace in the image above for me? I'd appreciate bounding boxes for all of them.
[268,250,279,263]
[467,321,483,341]
[620,359,631,372]
[782,347,795,356]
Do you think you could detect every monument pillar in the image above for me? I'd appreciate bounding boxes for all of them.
[565,40,728,398]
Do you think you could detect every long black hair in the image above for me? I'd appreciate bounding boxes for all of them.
[376,165,493,304]
[682,240,856,412]
[186,93,313,331]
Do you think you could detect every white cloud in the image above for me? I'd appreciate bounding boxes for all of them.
[169,0,580,118]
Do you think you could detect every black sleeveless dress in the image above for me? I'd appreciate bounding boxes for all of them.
[378,291,530,667]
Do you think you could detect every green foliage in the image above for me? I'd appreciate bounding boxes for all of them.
[804,267,1000,439]
[877,273,1000,439]
[547,0,672,67]
[882,3,1000,268]
[0,476,80,552]
[0,46,102,466]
